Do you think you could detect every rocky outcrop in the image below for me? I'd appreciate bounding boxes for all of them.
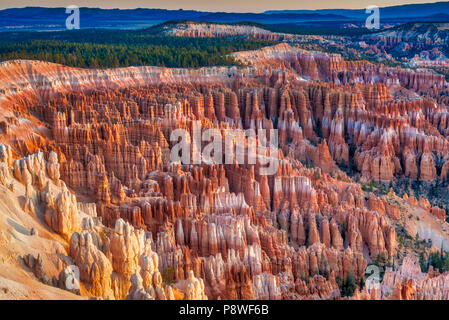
[70,231,114,298]
[370,256,449,300]
[163,22,294,41]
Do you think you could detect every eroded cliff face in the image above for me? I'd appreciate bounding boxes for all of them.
[162,22,293,41]
[0,42,449,300]
[232,44,449,184]
[361,23,449,68]
[351,255,449,300]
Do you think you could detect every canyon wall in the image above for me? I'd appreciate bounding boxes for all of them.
[0,42,448,299]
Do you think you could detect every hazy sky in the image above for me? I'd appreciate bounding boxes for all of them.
[0,0,443,12]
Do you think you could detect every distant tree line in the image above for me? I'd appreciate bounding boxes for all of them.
[0,29,276,69]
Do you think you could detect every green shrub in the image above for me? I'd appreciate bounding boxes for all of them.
[161,265,176,285]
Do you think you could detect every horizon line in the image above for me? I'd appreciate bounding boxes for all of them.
[0,1,448,13]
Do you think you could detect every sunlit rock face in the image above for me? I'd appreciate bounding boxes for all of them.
[1,41,449,300]
[163,22,294,41]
